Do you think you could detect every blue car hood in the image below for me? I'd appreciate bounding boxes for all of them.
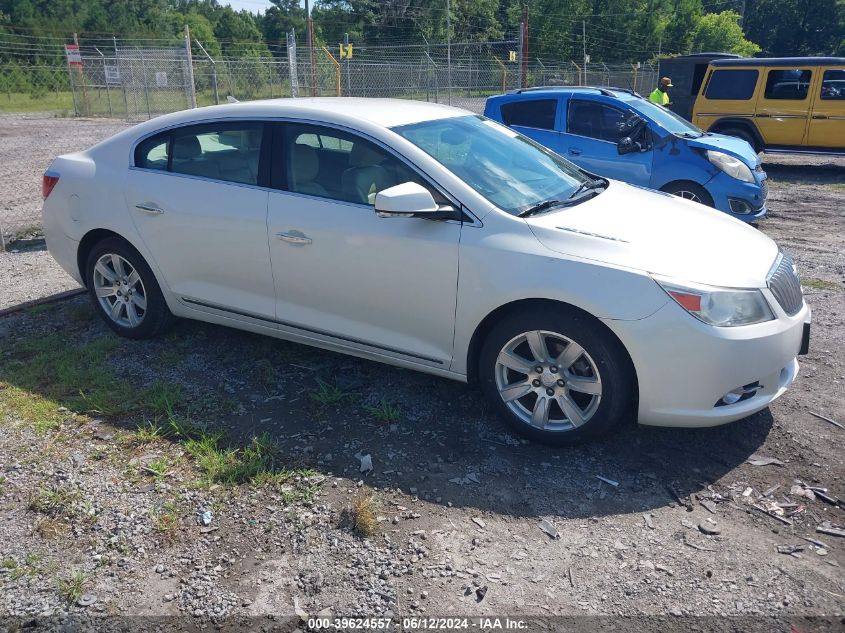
[685,133,760,168]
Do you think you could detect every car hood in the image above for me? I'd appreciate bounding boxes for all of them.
[685,132,760,168]
[526,181,778,288]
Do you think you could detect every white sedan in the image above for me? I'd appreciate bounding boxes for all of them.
[42,98,810,444]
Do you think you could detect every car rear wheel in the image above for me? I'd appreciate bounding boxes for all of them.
[85,237,174,339]
[661,181,714,208]
[478,308,633,445]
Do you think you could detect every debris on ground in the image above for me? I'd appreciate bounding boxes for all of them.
[596,475,619,487]
[809,411,844,430]
[538,519,560,540]
[776,544,804,555]
[747,454,784,467]
[198,510,213,526]
[471,517,486,529]
[358,453,373,474]
[643,513,655,529]
[698,519,721,535]
[816,523,845,538]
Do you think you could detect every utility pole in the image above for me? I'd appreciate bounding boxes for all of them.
[521,4,529,89]
[184,24,197,108]
[656,32,662,87]
[582,20,587,85]
[446,0,451,105]
[740,0,747,27]
[305,0,316,96]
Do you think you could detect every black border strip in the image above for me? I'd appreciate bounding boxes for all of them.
[181,297,445,365]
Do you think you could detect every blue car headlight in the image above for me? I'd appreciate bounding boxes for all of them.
[706,150,754,183]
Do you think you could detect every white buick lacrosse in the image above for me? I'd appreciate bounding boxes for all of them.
[42,98,810,444]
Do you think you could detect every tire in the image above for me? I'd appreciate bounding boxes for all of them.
[718,127,760,154]
[660,181,714,208]
[85,236,174,339]
[478,307,634,445]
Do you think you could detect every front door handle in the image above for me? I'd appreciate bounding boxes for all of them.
[568,147,582,155]
[135,203,164,215]
[812,114,828,120]
[275,232,312,245]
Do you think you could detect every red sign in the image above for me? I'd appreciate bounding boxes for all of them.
[65,44,82,65]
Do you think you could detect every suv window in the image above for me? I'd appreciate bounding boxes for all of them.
[135,132,169,171]
[764,69,811,100]
[169,122,263,185]
[567,100,626,142]
[821,69,845,100]
[281,123,433,205]
[704,69,759,100]
[500,99,558,130]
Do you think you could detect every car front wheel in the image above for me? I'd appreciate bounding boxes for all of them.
[85,236,174,339]
[479,308,633,445]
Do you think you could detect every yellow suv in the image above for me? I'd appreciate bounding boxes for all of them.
[692,57,845,154]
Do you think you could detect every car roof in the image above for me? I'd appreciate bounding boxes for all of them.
[494,86,641,101]
[711,57,845,67]
[127,97,468,137]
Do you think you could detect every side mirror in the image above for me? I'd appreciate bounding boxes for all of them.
[617,137,637,155]
[375,182,455,219]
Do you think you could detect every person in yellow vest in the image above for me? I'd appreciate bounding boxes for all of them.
[649,77,673,106]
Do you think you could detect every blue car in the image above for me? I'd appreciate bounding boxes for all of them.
[484,87,768,222]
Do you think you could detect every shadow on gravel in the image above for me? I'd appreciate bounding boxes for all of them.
[762,160,845,185]
[1,303,775,522]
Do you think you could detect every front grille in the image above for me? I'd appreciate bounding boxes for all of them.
[767,251,803,316]
[760,178,769,205]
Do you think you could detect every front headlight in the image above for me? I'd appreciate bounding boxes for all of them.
[706,150,754,183]
[655,278,774,327]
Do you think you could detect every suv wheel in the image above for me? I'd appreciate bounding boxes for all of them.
[85,237,174,339]
[478,308,633,445]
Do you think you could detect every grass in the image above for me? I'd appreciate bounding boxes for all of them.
[802,277,840,291]
[365,399,401,424]
[351,494,379,538]
[254,358,276,385]
[309,380,352,407]
[0,91,74,113]
[30,485,82,518]
[57,570,88,605]
[152,501,182,540]
[8,553,42,580]
[830,183,845,190]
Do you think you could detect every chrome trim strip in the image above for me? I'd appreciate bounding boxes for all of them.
[695,113,754,117]
[180,296,446,365]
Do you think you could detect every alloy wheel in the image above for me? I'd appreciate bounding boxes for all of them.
[494,329,602,432]
[92,253,147,328]
[674,190,702,203]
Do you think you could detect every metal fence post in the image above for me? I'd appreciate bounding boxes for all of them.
[184,25,197,108]
[139,48,152,118]
[194,38,218,105]
[95,47,113,116]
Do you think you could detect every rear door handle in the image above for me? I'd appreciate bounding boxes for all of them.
[275,232,312,245]
[135,203,164,215]
[568,147,582,155]
[812,114,828,119]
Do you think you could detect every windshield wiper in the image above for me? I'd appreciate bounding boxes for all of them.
[518,199,565,217]
[568,178,607,199]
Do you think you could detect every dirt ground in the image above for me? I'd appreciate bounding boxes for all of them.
[0,136,843,629]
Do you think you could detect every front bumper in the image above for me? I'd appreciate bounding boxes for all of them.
[602,297,809,428]
[707,171,768,223]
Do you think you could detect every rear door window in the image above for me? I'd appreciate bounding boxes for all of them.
[170,122,264,185]
[764,69,812,100]
[704,69,759,100]
[820,69,845,100]
[134,132,169,171]
[500,99,558,130]
[566,100,626,142]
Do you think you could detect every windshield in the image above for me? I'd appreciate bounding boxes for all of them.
[632,98,703,136]
[392,115,591,215]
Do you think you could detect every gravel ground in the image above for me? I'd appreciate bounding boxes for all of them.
[0,129,843,629]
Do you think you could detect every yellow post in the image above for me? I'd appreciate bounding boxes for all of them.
[322,46,341,96]
[493,56,507,93]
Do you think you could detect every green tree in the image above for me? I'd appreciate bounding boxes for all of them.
[743,0,843,56]
[689,10,760,56]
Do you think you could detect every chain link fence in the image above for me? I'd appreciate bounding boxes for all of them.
[0,32,657,241]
